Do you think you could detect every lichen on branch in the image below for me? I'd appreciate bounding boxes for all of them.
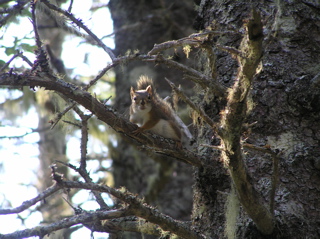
[218,10,275,235]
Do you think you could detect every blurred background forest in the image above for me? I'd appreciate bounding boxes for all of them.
[0,0,116,238]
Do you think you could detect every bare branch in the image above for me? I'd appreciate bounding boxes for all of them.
[0,183,61,215]
[148,30,240,55]
[0,126,50,139]
[0,209,127,239]
[56,180,204,239]
[243,143,274,154]
[200,144,225,151]
[31,2,42,53]
[78,114,91,170]
[148,36,204,56]
[0,0,29,27]
[77,111,110,209]
[0,51,33,72]
[143,145,203,167]
[50,61,115,129]
[144,54,226,97]
[0,53,19,72]
[41,0,116,61]
[55,110,110,210]
[99,219,162,236]
[111,53,217,93]
[215,44,244,57]
[83,61,118,91]
[165,77,217,130]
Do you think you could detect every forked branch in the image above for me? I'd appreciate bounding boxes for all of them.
[218,10,275,235]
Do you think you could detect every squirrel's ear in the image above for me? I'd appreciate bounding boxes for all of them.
[146,85,153,94]
[130,87,135,97]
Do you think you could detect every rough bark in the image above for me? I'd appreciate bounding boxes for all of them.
[193,0,320,238]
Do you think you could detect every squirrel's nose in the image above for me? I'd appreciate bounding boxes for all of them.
[141,100,145,106]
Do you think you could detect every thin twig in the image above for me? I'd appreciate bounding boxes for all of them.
[79,114,91,170]
[200,144,225,151]
[215,44,244,58]
[165,77,217,130]
[63,108,110,209]
[0,126,50,139]
[31,2,42,51]
[56,180,204,239]
[31,1,51,73]
[18,51,33,67]
[148,30,240,55]
[0,183,61,215]
[49,49,117,128]
[144,145,203,167]
[83,62,117,91]
[1,208,126,239]
[243,143,274,154]
[36,2,87,40]
[62,120,81,128]
[145,54,226,97]
[50,102,77,129]
[67,0,73,12]
[41,0,116,61]
[0,0,29,27]
[0,53,19,72]
[0,51,33,72]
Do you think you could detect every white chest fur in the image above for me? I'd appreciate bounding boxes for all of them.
[130,105,151,127]
[150,119,179,140]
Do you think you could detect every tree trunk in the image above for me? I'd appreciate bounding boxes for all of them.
[109,0,196,238]
[193,0,320,238]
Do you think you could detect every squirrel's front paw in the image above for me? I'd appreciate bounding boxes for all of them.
[132,127,143,136]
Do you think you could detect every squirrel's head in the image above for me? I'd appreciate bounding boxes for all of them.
[130,85,153,110]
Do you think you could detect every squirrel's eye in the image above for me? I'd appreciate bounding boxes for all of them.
[147,94,151,100]
[133,97,137,101]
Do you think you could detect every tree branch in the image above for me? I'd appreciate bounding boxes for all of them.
[100,218,163,236]
[0,179,203,239]
[75,110,110,209]
[0,51,32,72]
[0,0,29,27]
[57,180,204,239]
[144,54,226,97]
[165,77,217,130]
[0,209,127,239]
[148,30,239,55]
[219,10,275,235]
[41,0,116,61]
[0,71,203,167]
[0,183,61,215]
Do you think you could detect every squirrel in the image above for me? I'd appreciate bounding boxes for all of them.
[130,75,192,147]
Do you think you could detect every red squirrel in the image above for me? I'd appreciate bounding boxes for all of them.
[130,75,192,147]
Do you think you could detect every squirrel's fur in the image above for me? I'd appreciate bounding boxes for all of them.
[130,75,192,147]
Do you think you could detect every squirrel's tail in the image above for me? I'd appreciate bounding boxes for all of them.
[137,75,154,90]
